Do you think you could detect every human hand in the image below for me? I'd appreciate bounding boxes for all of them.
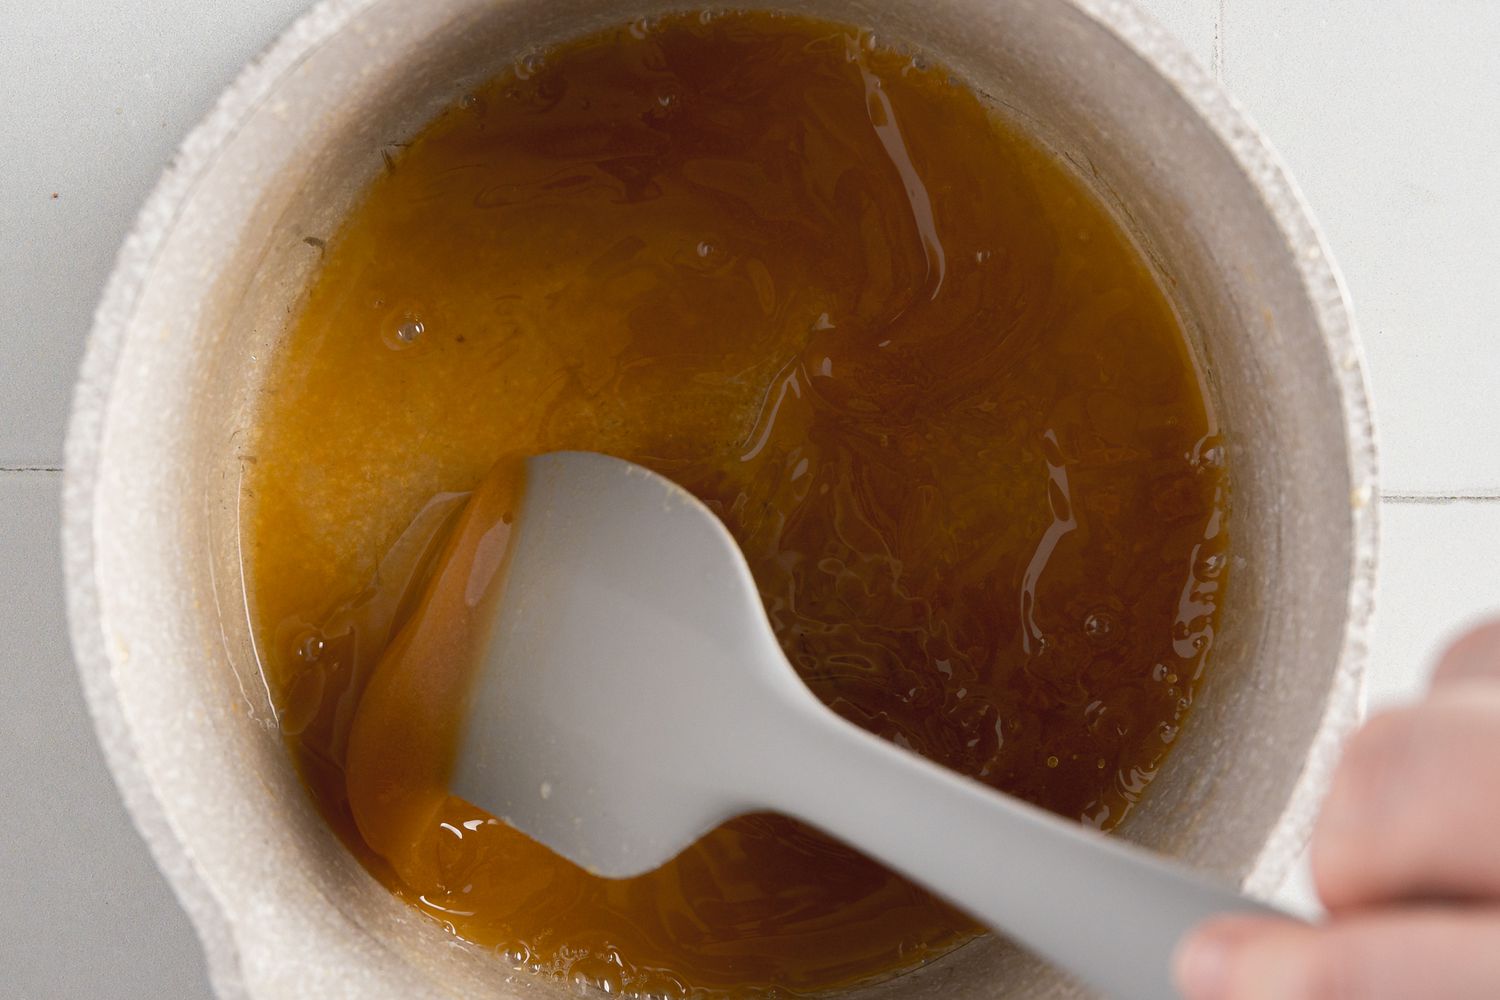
[1172,621,1500,1000]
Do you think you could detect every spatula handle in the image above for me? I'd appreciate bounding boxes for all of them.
[750,698,1286,1000]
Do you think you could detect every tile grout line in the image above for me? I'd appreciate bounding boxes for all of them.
[1212,0,1227,81]
[1382,492,1500,504]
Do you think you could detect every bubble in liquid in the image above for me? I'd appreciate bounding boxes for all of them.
[566,954,624,997]
[1083,610,1117,642]
[1197,550,1227,579]
[629,972,688,1000]
[1193,435,1227,470]
[1046,755,1059,768]
[514,52,544,80]
[696,240,714,258]
[577,971,620,995]
[397,319,425,343]
[294,630,326,663]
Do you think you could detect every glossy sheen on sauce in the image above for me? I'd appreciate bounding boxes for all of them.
[244,12,1229,997]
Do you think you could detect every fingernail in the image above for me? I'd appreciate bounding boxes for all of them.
[1173,928,1231,1000]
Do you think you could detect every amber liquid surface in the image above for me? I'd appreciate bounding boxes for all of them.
[245,11,1228,997]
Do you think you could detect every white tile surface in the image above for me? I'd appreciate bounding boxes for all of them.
[0,0,310,467]
[1223,0,1500,496]
[1137,0,1222,72]
[1364,500,1500,712]
[0,473,211,998]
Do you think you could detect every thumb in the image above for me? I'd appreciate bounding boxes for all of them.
[1173,911,1500,1000]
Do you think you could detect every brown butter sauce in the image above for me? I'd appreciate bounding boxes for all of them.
[245,11,1229,998]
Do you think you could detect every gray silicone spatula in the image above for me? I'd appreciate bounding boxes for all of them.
[451,451,1280,1000]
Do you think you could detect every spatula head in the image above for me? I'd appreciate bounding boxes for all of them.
[450,452,811,877]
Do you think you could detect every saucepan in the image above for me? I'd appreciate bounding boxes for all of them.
[63,0,1376,996]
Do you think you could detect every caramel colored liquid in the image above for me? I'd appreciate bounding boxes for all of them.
[245,12,1228,997]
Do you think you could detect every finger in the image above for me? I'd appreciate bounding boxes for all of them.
[1175,910,1500,1000]
[1431,620,1500,688]
[1312,690,1500,910]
